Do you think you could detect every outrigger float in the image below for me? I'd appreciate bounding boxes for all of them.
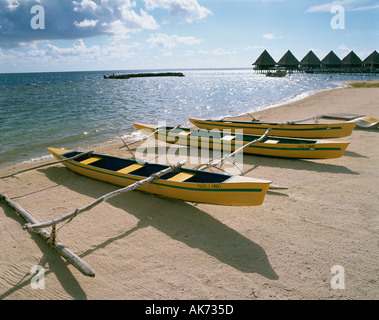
[133,123,350,159]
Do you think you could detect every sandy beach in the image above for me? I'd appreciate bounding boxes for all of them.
[1,82,378,300]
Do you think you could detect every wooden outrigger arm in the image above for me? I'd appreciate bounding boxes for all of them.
[196,128,287,190]
[197,128,272,170]
[1,157,186,277]
[24,160,186,231]
[119,125,181,157]
[280,114,326,125]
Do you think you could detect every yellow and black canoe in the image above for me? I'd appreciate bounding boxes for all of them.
[133,123,350,159]
[188,118,356,139]
[48,148,271,206]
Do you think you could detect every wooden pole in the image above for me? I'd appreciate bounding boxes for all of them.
[119,125,181,150]
[196,129,287,190]
[24,160,187,231]
[198,128,272,170]
[0,193,95,277]
[281,114,326,125]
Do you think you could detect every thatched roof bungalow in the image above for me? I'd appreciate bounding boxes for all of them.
[341,51,362,68]
[277,50,299,70]
[363,50,379,69]
[300,50,321,70]
[321,50,342,69]
[252,50,276,70]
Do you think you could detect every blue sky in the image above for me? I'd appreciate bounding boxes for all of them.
[0,0,378,73]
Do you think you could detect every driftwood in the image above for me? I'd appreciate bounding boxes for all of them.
[0,151,93,179]
[0,193,95,277]
[24,161,187,231]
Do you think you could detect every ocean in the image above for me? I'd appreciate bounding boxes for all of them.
[0,68,373,168]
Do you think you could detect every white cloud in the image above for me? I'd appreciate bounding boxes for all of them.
[144,0,212,23]
[262,33,282,40]
[212,48,236,55]
[196,48,237,55]
[0,0,158,48]
[74,19,99,28]
[175,35,202,45]
[147,33,202,48]
[244,45,265,51]
[73,0,99,12]
[307,0,379,13]
[147,33,178,48]
[350,4,379,11]
[5,0,20,10]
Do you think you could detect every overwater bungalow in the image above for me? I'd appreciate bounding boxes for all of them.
[252,50,276,72]
[252,49,378,75]
[299,50,321,72]
[363,50,379,72]
[321,50,342,69]
[277,50,300,71]
[341,51,363,72]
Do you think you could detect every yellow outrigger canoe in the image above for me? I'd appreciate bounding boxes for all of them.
[189,118,356,139]
[48,148,271,206]
[133,123,350,159]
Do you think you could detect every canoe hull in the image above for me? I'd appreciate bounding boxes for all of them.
[134,123,350,159]
[189,118,356,139]
[48,148,271,206]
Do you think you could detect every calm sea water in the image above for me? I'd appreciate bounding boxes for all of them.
[0,69,373,168]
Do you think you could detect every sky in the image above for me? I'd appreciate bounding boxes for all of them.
[0,0,378,73]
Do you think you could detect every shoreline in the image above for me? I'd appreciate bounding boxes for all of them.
[0,79,354,172]
[1,82,378,300]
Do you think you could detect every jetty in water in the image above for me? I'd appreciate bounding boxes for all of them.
[104,72,185,79]
[252,49,379,75]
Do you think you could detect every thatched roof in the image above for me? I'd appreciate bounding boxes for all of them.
[252,50,276,68]
[363,50,379,67]
[277,50,299,69]
[341,51,362,67]
[300,50,321,67]
[321,50,342,68]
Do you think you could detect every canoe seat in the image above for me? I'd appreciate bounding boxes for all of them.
[117,164,144,174]
[221,135,235,141]
[265,139,279,144]
[167,172,195,182]
[178,131,191,136]
[80,157,102,165]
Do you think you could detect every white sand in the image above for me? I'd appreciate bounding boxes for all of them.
[1,83,378,300]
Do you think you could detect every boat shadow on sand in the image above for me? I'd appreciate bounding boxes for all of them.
[241,154,360,175]
[39,166,278,280]
[0,166,278,299]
